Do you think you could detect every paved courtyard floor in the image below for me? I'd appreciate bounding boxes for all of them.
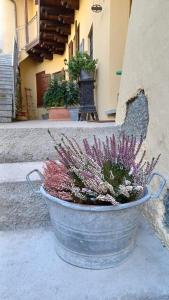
[1,220,169,300]
[0,120,115,129]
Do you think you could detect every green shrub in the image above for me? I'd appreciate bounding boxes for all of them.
[65,51,98,81]
[43,78,79,108]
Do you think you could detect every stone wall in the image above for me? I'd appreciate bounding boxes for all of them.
[116,0,169,246]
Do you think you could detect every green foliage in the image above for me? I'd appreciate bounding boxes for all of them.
[43,78,79,108]
[102,161,135,204]
[66,81,80,106]
[102,162,132,190]
[65,51,98,81]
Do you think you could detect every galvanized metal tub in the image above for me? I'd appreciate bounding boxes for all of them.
[27,171,166,269]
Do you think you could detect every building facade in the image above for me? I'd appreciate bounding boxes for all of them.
[0,0,131,120]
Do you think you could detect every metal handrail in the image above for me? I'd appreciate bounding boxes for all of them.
[27,13,39,44]
[16,12,39,50]
[12,38,18,119]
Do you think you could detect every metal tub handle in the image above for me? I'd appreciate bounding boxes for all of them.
[26,169,44,195]
[147,172,166,199]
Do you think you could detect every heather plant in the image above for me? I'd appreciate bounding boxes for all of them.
[43,132,160,206]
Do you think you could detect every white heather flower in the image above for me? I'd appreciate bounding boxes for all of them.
[99,182,109,194]
[134,185,144,192]
[125,179,131,186]
[129,168,133,175]
[126,186,134,192]
[109,171,114,180]
[96,194,119,205]
[118,185,130,198]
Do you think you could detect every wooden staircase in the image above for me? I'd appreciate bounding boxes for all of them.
[0,54,13,123]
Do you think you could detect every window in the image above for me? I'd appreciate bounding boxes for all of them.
[74,21,80,52]
[69,40,73,59]
[88,25,93,58]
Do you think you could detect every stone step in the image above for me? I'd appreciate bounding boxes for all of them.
[0,73,13,77]
[0,94,13,102]
[0,86,13,91]
[0,98,13,105]
[0,81,13,85]
[0,104,12,111]
[0,77,13,81]
[0,161,49,230]
[0,87,13,93]
[0,64,12,68]
[0,117,12,123]
[0,54,12,60]
[0,67,13,73]
[0,121,120,163]
[0,62,12,65]
[0,110,12,117]
[0,72,13,77]
[0,215,169,299]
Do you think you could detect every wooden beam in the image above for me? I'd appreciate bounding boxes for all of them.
[41,6,74,15]
[40,39,65,49]
[41,0,79,9]
[28,52,44,62]
[40,20,71,34]
[40,32,68,43]
[61,0,79,10]
[40,27,70,36]
[40,12,74,24]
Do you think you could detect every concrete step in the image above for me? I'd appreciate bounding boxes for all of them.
[0,162,49,230]
[0,221,169,300]
[0,121,120,163]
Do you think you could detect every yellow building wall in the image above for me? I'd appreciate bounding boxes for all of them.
[116,0,169,245]
[0,0,15,54]
[19,0,130,120]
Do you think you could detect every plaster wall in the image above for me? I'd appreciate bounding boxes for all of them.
[19,0,130,120]
[116,0,169,245]
[0,0,15,53]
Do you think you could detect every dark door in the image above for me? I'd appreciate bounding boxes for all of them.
[36,71,51,107]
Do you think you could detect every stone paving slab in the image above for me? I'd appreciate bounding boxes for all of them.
[0,221,169,300]
[0,161,43,183]
[0,120,116,129]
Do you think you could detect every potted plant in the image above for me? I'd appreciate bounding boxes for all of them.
[26,133,166,269]
[43,78,70,120]
[65,51,98,81]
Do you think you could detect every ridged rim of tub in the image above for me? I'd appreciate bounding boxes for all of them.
[41,186,151,212]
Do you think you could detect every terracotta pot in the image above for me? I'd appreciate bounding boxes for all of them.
[16,111,28,121]
[48,107,71,120]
